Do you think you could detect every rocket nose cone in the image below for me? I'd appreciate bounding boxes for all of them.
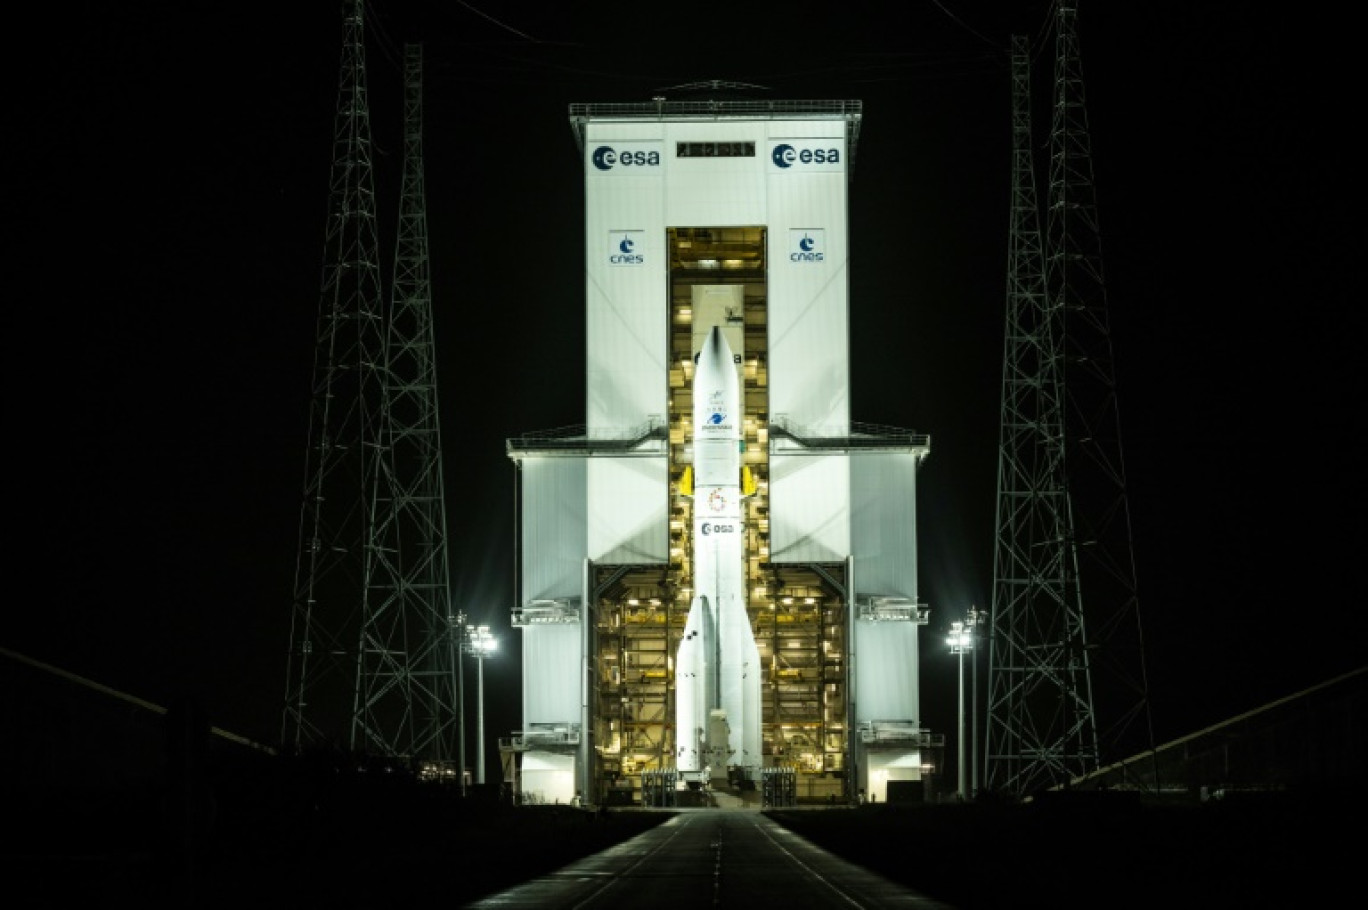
[699,326,718,359]
[699,325,734,369]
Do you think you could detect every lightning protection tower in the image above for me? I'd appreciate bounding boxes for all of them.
[985,2,1153,797]
[984,33,1086,797]
[351,43,463,771]
[282,0,385,754]
[1043,0,1153,780]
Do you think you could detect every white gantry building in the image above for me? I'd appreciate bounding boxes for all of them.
[504,93,938,808]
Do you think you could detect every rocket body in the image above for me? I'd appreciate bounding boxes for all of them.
[675,326,762,778]
[674,595,713,773]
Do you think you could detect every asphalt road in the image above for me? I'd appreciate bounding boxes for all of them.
[8,746,1359,910]
[465,808,952,909]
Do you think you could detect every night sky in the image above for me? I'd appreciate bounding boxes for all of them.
[10,2,1362,772]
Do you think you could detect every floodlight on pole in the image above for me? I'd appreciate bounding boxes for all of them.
[448,611,467,794]
[965,606,984,799]
[946,619,974,801]
[464,624,497,786]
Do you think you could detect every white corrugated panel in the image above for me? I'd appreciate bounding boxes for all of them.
[585,279,668,433]
[522,623,581,726]
[588,456,668,563]
[769,453,850,561]
[766,131,850,433]
[585,129,668,434]
[665,121,769,225]
[854,619,920,724]
[521,750,577,806]
[520,457,587,604]
[851,452,920,598]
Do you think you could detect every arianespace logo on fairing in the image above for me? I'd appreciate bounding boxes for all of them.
[790,229,824,262]
[609,230,644,266]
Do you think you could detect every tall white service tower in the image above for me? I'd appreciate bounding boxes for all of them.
[506,92,935,807]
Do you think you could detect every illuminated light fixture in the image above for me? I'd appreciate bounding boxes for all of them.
[464,624,498,786]
[945,611,982,801]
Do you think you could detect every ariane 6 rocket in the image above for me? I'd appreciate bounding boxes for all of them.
[676,325,762,781]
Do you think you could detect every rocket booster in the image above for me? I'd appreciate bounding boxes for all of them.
[675,326,762,777]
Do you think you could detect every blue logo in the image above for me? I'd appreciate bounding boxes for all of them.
[701,522,736,536]
[790,230,824,262]
[592,146,662,171]
[609,231,644,265]
[707,412,724,426]
[772,144,841,168]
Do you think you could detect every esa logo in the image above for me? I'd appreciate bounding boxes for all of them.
[592,145,662,171]
[790,229,825,262]
[771,143,841,169]
[609,231,644,265]
[700,522,736,536]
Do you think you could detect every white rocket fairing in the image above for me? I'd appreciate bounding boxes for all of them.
[675,326,762,779]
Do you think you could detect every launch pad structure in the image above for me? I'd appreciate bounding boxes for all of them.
[504,95,939,807]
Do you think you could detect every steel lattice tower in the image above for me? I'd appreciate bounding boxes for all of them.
[283,0,385,753]
[984,33,1090,796]
[350,43,464,769]
[985,2,1154,797]
[1044,0,1153,777]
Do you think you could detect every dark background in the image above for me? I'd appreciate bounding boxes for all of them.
[9,1,1362,778]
